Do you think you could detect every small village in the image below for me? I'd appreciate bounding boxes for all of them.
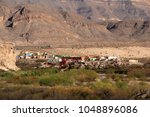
[17,51,143,71]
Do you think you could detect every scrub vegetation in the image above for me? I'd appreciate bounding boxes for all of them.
[0,62,150,100]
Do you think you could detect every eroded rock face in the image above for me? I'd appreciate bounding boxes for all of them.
[106,20,150,38]
[0,43,19,71]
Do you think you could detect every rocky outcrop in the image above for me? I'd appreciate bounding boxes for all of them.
[106,20,150,39]
[0,43,19,71]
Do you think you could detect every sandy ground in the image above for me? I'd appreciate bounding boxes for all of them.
[44,47,150,58]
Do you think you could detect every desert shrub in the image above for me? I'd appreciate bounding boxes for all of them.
[114,68,128,74]
[69,69,98,82]
[100,67,127,75]
[74,74,96,82]
[91,79,117,99]
[45,86,95,100]
[39,69,98,86]
[39,75,73,86]
[16,59,41,70]
[0,81,150,100]
[145,71,150,77]
[68,87,95,100]
[19,68,59,77]
[144,69,150,77]
[0,68,98,86]
[92,79,117,91]
[129,71,145,79]
[128,83,149,99]
[104,68,115,74]
[111,88,131,100]
[91,79,130,99]
[19,78,33,85]
[116,80,128,89]
[36,68,59,75]
[0,85,96,100]
[96,88,114,99]
[109,74,120,80]
[0,71,16,80]
[20,70,42,77]
[134,72,145,78]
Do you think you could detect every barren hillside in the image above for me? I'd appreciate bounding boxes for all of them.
[0,0,150,47]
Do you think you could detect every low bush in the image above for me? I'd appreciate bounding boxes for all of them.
[0,71,16,80]
[129,71,145,79]
[39,75,73,86]
[19,68,59,77]
[116,80,128,89]
[91,79,115,99]
[0,85,96,100]
[70,69,98,82]
[19,78,34,85]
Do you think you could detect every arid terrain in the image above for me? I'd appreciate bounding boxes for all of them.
[0,0,150,47]
[41,47,150,58]
[0,0,150,100]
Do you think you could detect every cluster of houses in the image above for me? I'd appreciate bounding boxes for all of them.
[41,55,124,70]
[17,51,48,59]
[17,51,142,70]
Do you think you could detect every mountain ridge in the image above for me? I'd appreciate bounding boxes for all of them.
[0,0,150,47]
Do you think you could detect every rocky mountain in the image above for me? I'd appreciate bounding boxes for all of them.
[0,0,150,47]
